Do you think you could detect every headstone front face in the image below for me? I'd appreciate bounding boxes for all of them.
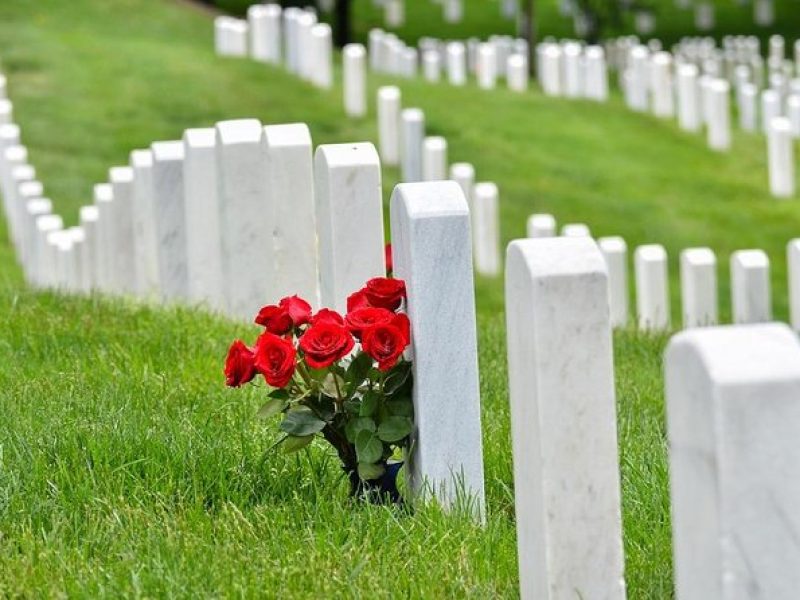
[599,236,629,328]
[666,323,800,600]
[377,86,401,166]
[680,247,718,328]
[767,117,796,198]
[422,136,447,181]
[183,128,224,310]
[310,24,333,89]
[109,166,137,295]
[446,42,467,86]
[343,44,367,118]
[635,244,670,330]
[651,52,675,117]
[677,64,702,132]
[730,249,771,324]
[477,43,497,89]
[472,182,501,276]
[707,79,731,151]
[216,119,271,321]
[315,143,385,314]
[505,237,626,600]
[130,149,160,298]
[506,54,529,92]
[263,123,319,307]
[400,108,425,183]
[151,141,189,303]
[390,181,485,519]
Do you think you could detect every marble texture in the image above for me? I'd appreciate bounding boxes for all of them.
[599,236,629,328]
[130,149,160,298]
[505,237,625,600]
[343,44,367,117]
[680,248,718,328]
[216,119,272,321]
[730,249,771,324]
[390,181,485,519]
[315,142,384,313]
[767,117,795,198]
[93,183,114,293]
[527,213,556,238]
[422,136,447,181]
[151,141,189,303]
[263,123,319,306]
[79,205,100,292]
[400,108,425,183]
[635,244,670,330]
[472,182,501,276]
[183,128,224,310]
[377,86,401,166]
[109,166,137,295]
[666,323,800,600]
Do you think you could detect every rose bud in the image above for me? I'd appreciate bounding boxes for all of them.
[254,332,297,388]
[298,322,355,369]
[224,340,257,387]
[311,308,344,326]
[364,277,406,311]
[254,304,293,335]
[346,288,371,312]
[279,295,312,327]
[345,306,395,340]
[362,314,411,371]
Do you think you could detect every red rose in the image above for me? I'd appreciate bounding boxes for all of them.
[279,295,312,326]
[311,308,344,326]
[347,289,371,312]
[254,332,297,388]
[346,307,395,339]
[362,313,411,371]
[385,243,393,275]
[299,322,354,369]
[224,340,257,387]
[254,304,293,335]
[364,277,406,311]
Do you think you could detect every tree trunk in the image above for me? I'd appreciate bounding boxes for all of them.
[333,0,353,48]
[520,0,537,76]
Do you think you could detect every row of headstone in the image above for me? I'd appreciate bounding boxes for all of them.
[213,6,333,90]
[537,41,609,101]
[376,85,501,276]
[505,234,800,598]
[0,68,489,520]
[525,212,800,331]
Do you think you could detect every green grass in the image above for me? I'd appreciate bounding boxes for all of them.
[0,0,797,596]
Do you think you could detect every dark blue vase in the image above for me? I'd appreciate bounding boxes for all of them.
[346,461,404,504]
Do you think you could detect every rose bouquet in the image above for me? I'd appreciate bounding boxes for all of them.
[224,277,413,502]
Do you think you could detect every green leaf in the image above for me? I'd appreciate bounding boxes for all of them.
[385,398,414,417]
[283,434,315,454]
[357,462,385,481]
[267,388,290,400]
[346,351,374,392]
[305,395,336,421]
[376,416,413,442]
[257,397,287,419]
[384,363,413,395]
[359,390,380,417]
[320,372,345,398]
[345,417,376,443]
[279,406,327,436]
[355,430,383,464]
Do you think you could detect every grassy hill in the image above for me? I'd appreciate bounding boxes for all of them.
[0,0,798,596]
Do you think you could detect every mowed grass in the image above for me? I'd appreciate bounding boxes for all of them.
[0,0,797,596]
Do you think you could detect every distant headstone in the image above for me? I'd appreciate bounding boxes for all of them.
[730,250,771,324]
[680,248,718,328]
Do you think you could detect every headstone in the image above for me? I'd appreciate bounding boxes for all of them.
[377,86,401,166]
[730,250,771,324]
[540,43,563,97]
[527,213,556,238]
[787,95,800,138]
[343,44,367,118]
[599,236,629,328]
[635,244,670,330]
[422,50,442,83]
[754,0,775,26]
[584,46,609,101]
[767,117,796,198]
[707,79,731,151]
[310,24,333,89]
[21,198,52,279]
[65,227,85,293]
[680,247,718,328]
[151,141,188,303]
[666,323,800,600]
[472,182,501,276]
[130,149,160,298]
[109,166,137,295]
[422,136,447,181]
[443,0,463,23]
[677,64,702,132]
[183,128,224,309]
[384,0,405,28]
[248,4,281,64]
[506,54,529,92]
[477,43,497,90]
[449,162,474,216]
[93,183,114,292]
[296,12,317,81]
[0,99,12,126]
[788,239,800,331]
[739,83,759,132]
[215,119,271,321]
[400,108,425,183]
[505,237,626,600]
[761,89,782,133]
[79,205,99,292]
[315,143,385,313]
[563,42,583,98]
[561,223,591,237]
[627,46,650,111]
[33,214,63,289]
[390,181,485,518]
[446,42,467,86]
[263,123,319,306]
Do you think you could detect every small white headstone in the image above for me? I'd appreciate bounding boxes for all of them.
[599,236,629,328]
[422,136,447,181]
[679,247,718,328]
[400,108,425,183]
[526,213,556,238]
[343,44,367,118]
[635,244,670,330]
[472,182,501,276]
[730,249,771,324]
[377,86,401,166]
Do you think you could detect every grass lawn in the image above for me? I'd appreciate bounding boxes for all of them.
[0,0,798,596]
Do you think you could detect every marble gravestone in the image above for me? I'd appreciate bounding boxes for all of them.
[390,181,485,519]
[93,183,114,293]
[79,205,100,292]
[422,136,447,181]
[730,250,771,324]
[130,149,160,298]
[472,182,501,276]
[400,108,425,183]
[377,86,401,166]
[109,166,137,295]
[343,44,367,118]
[598,236,629,328]
[526,213,556,238]
[788,239,800,332]
[505,237,626,600]
[635,244,670,330]
[680,248,718,328]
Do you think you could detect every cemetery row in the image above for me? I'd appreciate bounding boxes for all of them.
[2,51,799,599]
